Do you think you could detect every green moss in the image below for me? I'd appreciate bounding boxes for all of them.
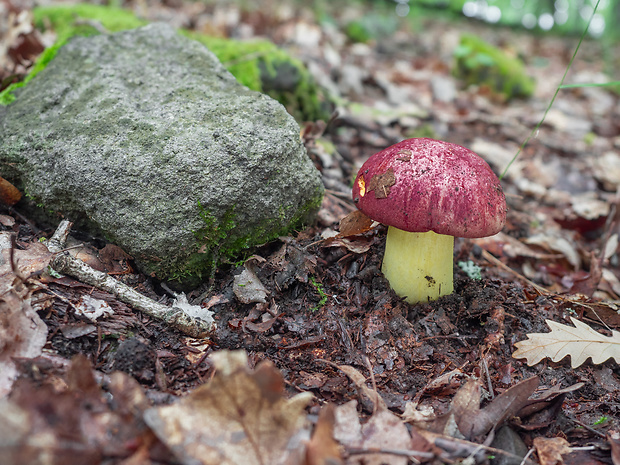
[344,13,398,44]
[161,185,323,285]
[404,123,438,140]
[1,4,332,121]
[583,132,596,145]
[32,4,147,38]
[184,31,331,121]
[0,41,64,105]
[345,21,373,43]
[453,34,535,100]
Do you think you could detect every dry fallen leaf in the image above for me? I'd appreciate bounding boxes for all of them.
[0,355,167,464]
[144,350,313,465]
[233,266,269,304]
[0,237,49,397]
[305,404,343,465]
[448,376,539,440]
[533,437,571,465]
[513,317,620,368]
[333,400,414,465]
[608,431,620,465]
[0,176,22,206]
[331,364,429,465]
[338,210,374,237]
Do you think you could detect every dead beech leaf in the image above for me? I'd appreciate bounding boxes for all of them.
[305,404,343,465]
[333,400,414,465]
[608,431,620,465]
[533,437,571,465]
[338,210,373,237]
[0,238,49,397]
[513,317,620,368]
[144,350,313,465]
[452,376,539,439]
[0,176,22,206]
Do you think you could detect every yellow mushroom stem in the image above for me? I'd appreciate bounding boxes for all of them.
[381,227,454,304]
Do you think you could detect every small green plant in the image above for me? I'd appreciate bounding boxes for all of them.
[458,260,482,280]
[593,416,610,426]
[309,276,328,311]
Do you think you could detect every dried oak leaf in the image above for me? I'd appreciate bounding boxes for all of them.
[513,317,620,368]
[144,350,313,465]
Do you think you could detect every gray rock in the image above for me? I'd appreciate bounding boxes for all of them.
[0,23,324,286]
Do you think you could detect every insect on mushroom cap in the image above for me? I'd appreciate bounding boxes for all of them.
[352,138,507,238]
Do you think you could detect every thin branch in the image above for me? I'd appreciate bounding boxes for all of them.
[48,220,215,338]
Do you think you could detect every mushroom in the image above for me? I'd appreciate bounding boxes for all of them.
[352,138,506,304]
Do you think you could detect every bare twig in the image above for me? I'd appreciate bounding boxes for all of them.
[48,220,215,338]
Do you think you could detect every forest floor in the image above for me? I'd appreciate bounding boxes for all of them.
[1,1,620,465]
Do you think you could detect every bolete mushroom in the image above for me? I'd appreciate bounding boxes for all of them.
[352,138,506,304]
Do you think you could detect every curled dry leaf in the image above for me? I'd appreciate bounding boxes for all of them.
[233,266,269,304]
[513,317,620,368]
[144,350,313,465]
[451,376,539,440]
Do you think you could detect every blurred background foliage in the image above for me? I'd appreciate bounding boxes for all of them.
[305,0,615,40]
[414,0,613,38]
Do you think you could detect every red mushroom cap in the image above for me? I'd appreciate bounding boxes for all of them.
[352,138,507,238]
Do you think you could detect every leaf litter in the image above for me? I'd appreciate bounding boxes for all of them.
[2,1,620,464]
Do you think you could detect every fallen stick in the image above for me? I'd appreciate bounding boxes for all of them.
[48,220,215,338]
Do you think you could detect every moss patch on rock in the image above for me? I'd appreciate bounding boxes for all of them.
[453,34,535,100]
